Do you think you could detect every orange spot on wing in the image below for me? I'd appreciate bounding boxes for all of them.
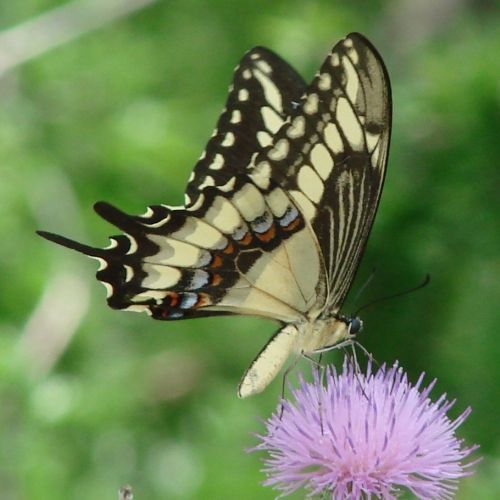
[195,293,210,307]
[256,224,277,242]
[223,242,235,254]
[168,292,180,307]
[282,217,301,232]
[211,273,223,286]
[211,255,223,268]
[239,232,253,246]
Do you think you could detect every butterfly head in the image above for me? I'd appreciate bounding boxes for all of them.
[348,317,363,335]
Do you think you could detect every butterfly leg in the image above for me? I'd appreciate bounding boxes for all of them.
[278,351,303,419]
[341,343,372,400]
[301,352,328,435]
[352,340,379,368]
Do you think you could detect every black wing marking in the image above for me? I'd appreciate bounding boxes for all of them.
[185,47,306,205]
[38,169,315,323]
[249,32,392,312]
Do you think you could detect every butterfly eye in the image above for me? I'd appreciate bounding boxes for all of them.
[349,318,363,335]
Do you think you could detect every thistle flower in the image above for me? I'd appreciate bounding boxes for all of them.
[253,360,478,499]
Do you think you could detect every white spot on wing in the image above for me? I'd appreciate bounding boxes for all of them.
[197,176,215,190]
[125,235,137,255]
[102,280,113,298]
[342,55,359,103]
[254,71,282,112]
[230,110,242,124]
[336,97,363,150]
[268,138,289,161]
[346,46,359,65]
[343,37,353,48]
[261,106,282,132]
[187,193,205,211]
[310,143,334,180]
[124,304,151,315]
[232,183,266,221]
[266,187,289,218]
[257,130,273,147]
[133,290,166,302]
[205,196,243,233]
[256,59,272,73]
[366,131,380,153]
[324,123,344,154]
[287,116,306,139]
[304,93,319,115]
[218,176,236,192]
[142,264,181,289]
[171,217,225,250]
[209,153,224,170]
[221,132,235,147]
[290,190,317,221]
[238,89,249,101]
[142,207,154,218]
[147,236,210,267]
[104,239,118,250]
[318,72,332,90]
[250,161,271,190]
[297,165,324,204]
[124,265,134,282]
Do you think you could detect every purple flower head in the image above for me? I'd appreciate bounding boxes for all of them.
[253,359,478,499]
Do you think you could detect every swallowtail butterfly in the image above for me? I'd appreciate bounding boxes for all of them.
[39,33,391,398]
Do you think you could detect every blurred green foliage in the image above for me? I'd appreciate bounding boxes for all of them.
[1,0,499,498]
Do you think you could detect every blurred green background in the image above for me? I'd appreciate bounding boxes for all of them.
[1,0,498,498]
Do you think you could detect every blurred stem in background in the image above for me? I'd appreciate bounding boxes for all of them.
[0,0,158,76]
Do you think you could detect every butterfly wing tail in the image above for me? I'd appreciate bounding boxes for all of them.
[36,201,129,258]
[37,230,104,258]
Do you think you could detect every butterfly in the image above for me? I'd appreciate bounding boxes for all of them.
[38,32,391,398]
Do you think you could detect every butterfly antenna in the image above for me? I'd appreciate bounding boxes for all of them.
[352,340,379,368]
[352,267,377,305]
[354,274,431,317]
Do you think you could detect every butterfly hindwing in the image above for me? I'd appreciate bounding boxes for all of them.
[39,170,318,323]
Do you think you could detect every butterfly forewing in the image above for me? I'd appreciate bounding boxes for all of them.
[250,33,391,312]
[185,47,306,206]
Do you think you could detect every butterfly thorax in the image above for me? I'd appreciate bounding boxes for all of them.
[238,313,363,398]
[296,315,359,355]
